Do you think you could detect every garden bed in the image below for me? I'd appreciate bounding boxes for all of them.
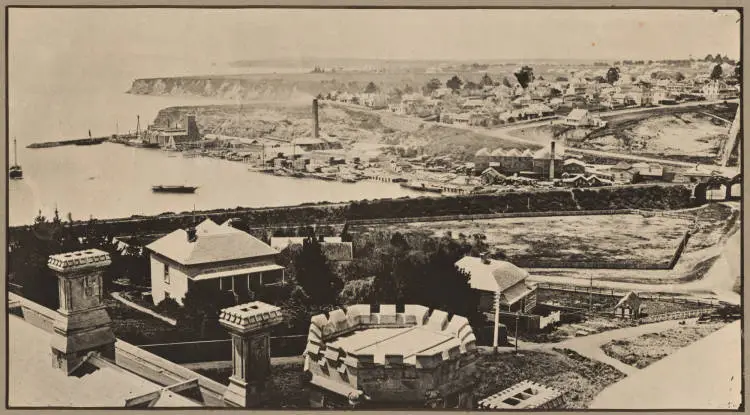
[475,349,626,409]
[600,321,727,369]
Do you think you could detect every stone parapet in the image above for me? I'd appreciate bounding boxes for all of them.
[305,304,478,373]
[48,249,111,273]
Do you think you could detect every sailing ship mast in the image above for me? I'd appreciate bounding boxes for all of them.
[136,115,141,140]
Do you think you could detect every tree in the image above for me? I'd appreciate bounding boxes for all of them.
[711,64,723,80]
[675,72,686,82]
[464,81,480,91]
[502,77,512,88]
[514,66,534,89]
[446,75,463,92]
[549,88,562,98]
[705,54,714,62]
[480,73,494,87]
[180,288,236,338]
[339,277,375,304]
[403,84,415,94]
[364,82,378,94]
[423,78,442,95]
[606,67,620,84]
[714,54,724,63]
[292,236,342,306]
[735,62,742,79]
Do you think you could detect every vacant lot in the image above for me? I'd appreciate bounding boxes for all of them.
[600,321,726,369]
[571,104,737,164]
[355,213,687,266]
[476,348,625,409]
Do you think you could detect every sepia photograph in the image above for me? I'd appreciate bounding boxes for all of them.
[5,6,743,410]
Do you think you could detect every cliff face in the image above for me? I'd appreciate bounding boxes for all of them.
[128,77,317,101]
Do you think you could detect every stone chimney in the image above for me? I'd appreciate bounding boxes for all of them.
[480,251,491,265]
[187,227,198,243]
[219,301,284,407]
[549,141,556,180]
[47,249,115,373]
[312,99,320,139]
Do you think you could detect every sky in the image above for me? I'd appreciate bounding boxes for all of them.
[9,8,741,67]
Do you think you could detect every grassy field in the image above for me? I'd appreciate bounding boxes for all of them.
[600,321,727,369]
[475,349,625,409]
[354,213,687,266]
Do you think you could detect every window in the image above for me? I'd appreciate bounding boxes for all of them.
[164,264,170,284]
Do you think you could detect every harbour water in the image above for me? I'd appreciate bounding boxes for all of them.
[9,142,423,226]
[8,52,419,226]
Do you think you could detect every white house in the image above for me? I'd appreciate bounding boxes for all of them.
[564,109,592,127]
[145,219,283,305]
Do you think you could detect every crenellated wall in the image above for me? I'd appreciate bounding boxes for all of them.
[304,304,478,407]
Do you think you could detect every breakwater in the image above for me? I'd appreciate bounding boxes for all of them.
[27,137,109,149]
[9,183,696,241]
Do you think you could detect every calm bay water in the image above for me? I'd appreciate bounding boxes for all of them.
[9,143,420,226]
[8,57,418,226]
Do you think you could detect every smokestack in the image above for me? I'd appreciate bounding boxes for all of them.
[312,99,319,139]
[550,141,556,180]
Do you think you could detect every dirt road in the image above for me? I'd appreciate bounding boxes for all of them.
[588,320,741,409]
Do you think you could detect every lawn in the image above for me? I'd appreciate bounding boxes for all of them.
[475,349,626,409]
[357,213,687,266]
[104,297,190,345]
[600,321,727,369]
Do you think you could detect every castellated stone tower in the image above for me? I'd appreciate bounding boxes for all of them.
[219,301,284,408]
[47,249,115,373]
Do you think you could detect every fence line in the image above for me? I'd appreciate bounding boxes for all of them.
[536,283,719,307]
[638,308,714,324]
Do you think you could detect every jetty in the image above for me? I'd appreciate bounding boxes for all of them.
[27,136,108,149]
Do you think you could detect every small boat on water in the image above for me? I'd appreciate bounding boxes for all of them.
[9,138,23,179]
[152,185,198,194]
[400,181,443,193]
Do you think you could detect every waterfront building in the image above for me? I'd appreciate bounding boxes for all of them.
[562,158,587,175]
[153,114,201,148]
[531,142,564,179]
[303,304,479,409]
[145,219,284,306]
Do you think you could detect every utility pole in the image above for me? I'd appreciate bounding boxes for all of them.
[514,310,520,355]
[493,290,500,353]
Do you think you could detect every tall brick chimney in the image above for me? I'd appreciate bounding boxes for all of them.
[312,99,319,139]
[47,249,115,373]
[186,114,199,141]
[219,302,283,407]
[549,141,556,180]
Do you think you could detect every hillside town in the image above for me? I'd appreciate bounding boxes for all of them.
[7,7,742,411]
